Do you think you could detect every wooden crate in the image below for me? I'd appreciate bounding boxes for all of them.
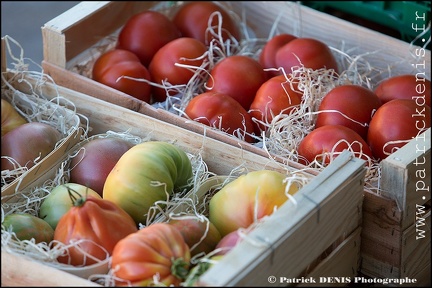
[1,65,366,286]
[1,37,83,196]
[360,129,431,285]
[40,1,431,284]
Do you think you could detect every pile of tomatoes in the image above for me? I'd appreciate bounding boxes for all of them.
[91,1,431,166]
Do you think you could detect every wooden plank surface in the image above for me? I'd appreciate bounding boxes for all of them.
[197,152,365,286]
[1,251,101,287]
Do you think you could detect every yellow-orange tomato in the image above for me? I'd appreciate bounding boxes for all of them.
[209,170,299,237]
[1,99,27,136]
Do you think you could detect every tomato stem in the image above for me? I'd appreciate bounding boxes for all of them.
[171,257,190,281]
[66,185,87,207]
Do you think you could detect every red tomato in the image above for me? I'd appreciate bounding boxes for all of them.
[172,1,240,45]
[184,91,256,143]
[206,55,267,110]
[275,38,339,74]
[249,74,302,135]
[315,85,382,140]
[54,195,138,266]
[149,37,208,103]
[117,10,181,67]
[297,125,373,165]
[367,99,431,161]
[374,74,431,108]
[92,49,152,103]
[259,34,297,78]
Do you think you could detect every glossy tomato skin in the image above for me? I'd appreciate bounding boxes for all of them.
[209,170,299,237]
[117,10,181,67]
[69,137,134,196]
[214,229,243,256]
[315,85,382,140]
[173,1,240,45]
[103,141,193,225]
[206,55,267,111]
[275,38,339,74]
[367,99,431,161]
[1,122,61,171]
[184,91,256,143]
[149,37,208,103]
[259,34,297,78]
[54,195,138,266]
[297,125,374,165]
[111,223,190,286]
[39,183,101,230]
[3,213,54,244]
[374,74,431,108]
[249,74,302,134]
[92,49,152,103]
[1,99,27,137]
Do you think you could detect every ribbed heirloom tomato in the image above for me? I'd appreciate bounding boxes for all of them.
[184,91,256,143]
[298,125,373,165]
[367,99,431,161]
[92,49,152,103]
[117,10,181,67]
[111,223,191,286]
[54,195,138,266]
[315,85,382,140]
[249,74,302,134]
[149,37,208,103]
[374,74,431,108]
[172,1,240,45]
[206,55,267,110]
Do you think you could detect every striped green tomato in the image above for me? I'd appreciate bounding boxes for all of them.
[103,141,193,225]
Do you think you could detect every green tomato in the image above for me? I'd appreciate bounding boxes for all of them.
[39,183,101,230]
[103,141,193,225]
[2,213,54,243]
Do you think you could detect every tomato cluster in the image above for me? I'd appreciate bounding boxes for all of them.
[92,2,240,105]
[297,75,431,165]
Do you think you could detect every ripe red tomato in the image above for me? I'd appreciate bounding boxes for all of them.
[367,99,431,161]
[275,38,339,74]
[206,55,267,110]
[315,85,382,140]
[297,125,373,165]
[374,74,431,108]
[92,49,152,103]
[184,91,256,143]
[54,195,138,266]
[149,37,208,103]
[117,10,181,67]
[249,74,302,135]
[172,1,240,45]
[259,34,297,78]
[111,223,190,286]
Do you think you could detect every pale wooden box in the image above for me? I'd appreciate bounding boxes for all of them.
[40,1,431,285]
[2,46,366,286]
